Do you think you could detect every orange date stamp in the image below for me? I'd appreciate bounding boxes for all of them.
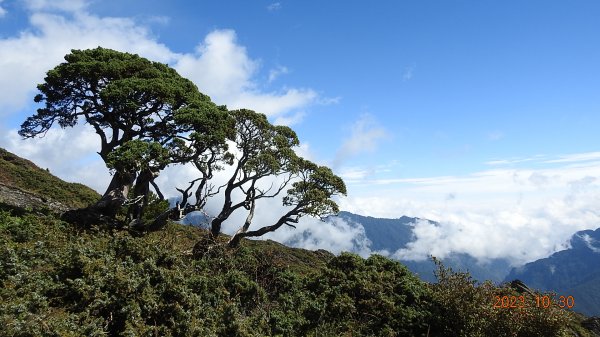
[492,294,575,309]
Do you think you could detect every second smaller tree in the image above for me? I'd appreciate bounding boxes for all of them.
[183,108,346,248]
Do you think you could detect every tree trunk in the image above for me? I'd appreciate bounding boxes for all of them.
[228,199,255,247]
[210,216,225,239]
[92,170,137,217]
[128,169,157,222]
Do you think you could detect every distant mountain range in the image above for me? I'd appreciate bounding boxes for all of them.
[330,211,600,317]
[505,227,600,317]
[180,210,513,283]
[332,211,512,284]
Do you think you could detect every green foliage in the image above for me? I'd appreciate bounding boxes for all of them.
[139,192,170,224]
[284,159,347,216]
[19,47,225,219]
[171,103,234,168]
[206,109,346,244]
[300,253,431,336]
[22,47,206,143]
[428,257,586,337]
[226,109,300,179]
[0,211,593,336]
[106,140,170,173]
[18,48,343,242]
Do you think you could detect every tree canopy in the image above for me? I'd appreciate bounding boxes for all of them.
[20,47,229,221]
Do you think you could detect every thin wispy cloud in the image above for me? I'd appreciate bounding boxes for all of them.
[333,113,389,168]
[336,160,399,185]
[145,15,170,25]
[485,157,546,165]
[544,151,600,164]
[580,234,600,253]
[268,65,289,83]
[338,167,370,181]
[273,110,305,126]
[317,96,342,105]
[486,152,600,167]
[402,65,414,81]
[267,2,282,11]
[0,0,6,17]
[487,130,504,141]
[24,0,89,12]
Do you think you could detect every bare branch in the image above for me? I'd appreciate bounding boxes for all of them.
[176,178,202,208]
[150,180,164,200]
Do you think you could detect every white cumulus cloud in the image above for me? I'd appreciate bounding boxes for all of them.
[0,1,323,194]
[340,158,600,266]
[173,30,318,122]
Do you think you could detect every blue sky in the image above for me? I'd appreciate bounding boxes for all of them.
[110,0,599,176]
[1,0,599,264]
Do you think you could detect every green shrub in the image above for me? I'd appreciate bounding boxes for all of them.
[0,211,593,337]
[428,257,575,337]
[301,253,432,336]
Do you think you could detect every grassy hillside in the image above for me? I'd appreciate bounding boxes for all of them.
[0,148,100,211]
[0,149,596,336]
[0,210,596,337]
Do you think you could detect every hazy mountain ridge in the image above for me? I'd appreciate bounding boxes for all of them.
[505,227,600,316]
[332,211,513,283]
[332,210,600,316]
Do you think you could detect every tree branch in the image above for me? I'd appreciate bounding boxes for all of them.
[228,206,303,247]
[150,180,164,200]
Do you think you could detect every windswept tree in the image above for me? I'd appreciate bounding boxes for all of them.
[227,157,347,247]
[183,108,346,248]
[19,47,227,221]
[201,109,300,238]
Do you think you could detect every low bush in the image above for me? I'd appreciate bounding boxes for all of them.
[0,211,592,336]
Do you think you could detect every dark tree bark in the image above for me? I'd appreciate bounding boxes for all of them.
[127,168,159,223]
[92,170,137,218]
